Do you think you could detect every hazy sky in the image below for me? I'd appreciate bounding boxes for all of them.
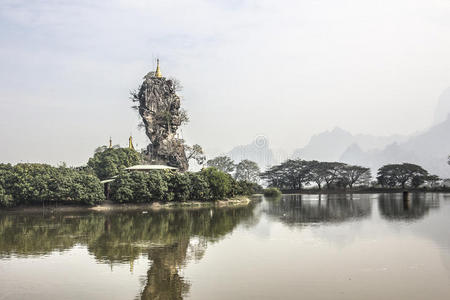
[1,0,450,166]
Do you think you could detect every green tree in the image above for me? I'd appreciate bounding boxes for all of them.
[425,175,440,187]
[309,161,329,189]
[200,167,232,200]
[185,144,206,166]
[322,162,347,189]
[206,156,235,173]
[188,173,211,201]
[235,160,260,183]
[0,163,104,207]
[260,159,313,190]
[110,171,169,203]
[87,147,142,180]
[168,172,191,202]
[338,165,371,188]
[377,163,429,189]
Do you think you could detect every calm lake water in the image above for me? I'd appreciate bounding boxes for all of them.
[1,193,450,299]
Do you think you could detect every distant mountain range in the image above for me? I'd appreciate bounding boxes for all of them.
[291,127,409,162]
[341,116,450,178]
[226,137,278,170]
[433,87,450,125]
[225,86,450,178]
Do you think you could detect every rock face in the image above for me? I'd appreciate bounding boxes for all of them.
[136,71,188,171]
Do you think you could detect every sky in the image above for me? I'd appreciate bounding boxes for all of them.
[1,0,450,166]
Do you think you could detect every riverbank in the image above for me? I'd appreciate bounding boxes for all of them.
[281,187,450,194]
[0,196,253,214]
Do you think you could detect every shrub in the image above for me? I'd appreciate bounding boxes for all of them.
[0,186,14,207]
[148,171,169,202]
[0,163,105,207]
[200,167,232,200]
[237,181,262,195]
[109,168,252,203]
[110,171,150,203]
[110,170,169,203]
[168,172,191,202]
[263,187,282,197]
[188,173,211,201]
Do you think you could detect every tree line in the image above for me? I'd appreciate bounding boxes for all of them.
[259,159,441,191]
[0,147,259,208]
[110,167,257,203]
[206,156,261,183]
[260,160,371,190]
[0,163,104,207]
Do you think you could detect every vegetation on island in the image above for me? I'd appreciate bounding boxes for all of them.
[0,148,260,208]
[0,163,104,207]
[109,167,259,203]
[263,187,282,197]
[88,147,142,180]
[206,156,261,183]
[206,156,236,173]
[1,143,448,208]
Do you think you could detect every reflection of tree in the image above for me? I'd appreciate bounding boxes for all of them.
[378,193,439,221]
[0,205,257,299]
[265,194,371,225]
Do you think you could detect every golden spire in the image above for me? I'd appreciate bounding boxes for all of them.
[129,136,135,150]
[155,58,162,78]
[109,137,112,148]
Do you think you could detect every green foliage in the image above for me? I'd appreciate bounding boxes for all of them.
[235,160,260,183]
[200,167,232,200]
[188,173,211,201]
[168,172,192,202]
[110,171,169,203]
[377,163,429,188]
[0,205,256,263]
[260,159,370,190]
[236,181,262,196]
[87,147,142,180]
[0,185,14,207]
[206,156,236,173]
[109,167,252,203]
[185,144,206,166]
[0,163,105,207]
[263,187,282,197]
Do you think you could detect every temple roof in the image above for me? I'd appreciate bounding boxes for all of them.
[125,164,177,171]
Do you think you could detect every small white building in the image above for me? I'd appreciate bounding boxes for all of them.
[125,164,177,171]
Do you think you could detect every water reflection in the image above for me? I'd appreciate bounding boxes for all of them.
[378,193,440,221]
[1,194,449,299]
[0,205,258,299]
[265,194,372,225]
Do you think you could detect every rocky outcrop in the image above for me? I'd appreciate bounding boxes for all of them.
[135,71,188,171]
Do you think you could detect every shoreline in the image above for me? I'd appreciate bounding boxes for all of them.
[281,188,450,195]
[0,196,253,214]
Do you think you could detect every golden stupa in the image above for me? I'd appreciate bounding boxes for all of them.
[155,59,162,78]
[128,136,135,150]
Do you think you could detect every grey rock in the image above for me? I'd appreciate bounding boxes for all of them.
[136,73,188,171]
